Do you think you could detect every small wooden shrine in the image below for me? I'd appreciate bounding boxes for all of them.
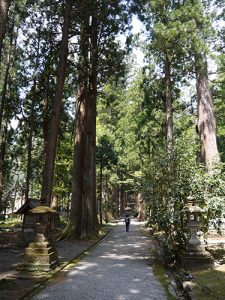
[16,198,40,232]
[16,199,59,232]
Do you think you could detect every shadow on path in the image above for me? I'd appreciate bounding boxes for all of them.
[33,219,167,300]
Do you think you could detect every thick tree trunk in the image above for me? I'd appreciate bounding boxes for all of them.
[0,0,10,59]
[65,11,90,239]
[41,1,71,205]
[196,54,220,171]
[64,10,99,240]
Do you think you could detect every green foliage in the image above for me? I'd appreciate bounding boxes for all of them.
[96,135,118,169]
[213,36,225,162]
[142,138,225,260]
[0,218,21,229]
[0,0,76,212]
[54,130,73,201]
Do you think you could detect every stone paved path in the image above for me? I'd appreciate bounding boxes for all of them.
[33,219,168,300]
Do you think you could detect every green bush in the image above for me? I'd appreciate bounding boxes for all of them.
[141,137,225,263]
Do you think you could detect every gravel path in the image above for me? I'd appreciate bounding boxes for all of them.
[33,219,168,300]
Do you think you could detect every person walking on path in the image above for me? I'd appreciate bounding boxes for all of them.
[32,220,168,300]
[124,213,131,232]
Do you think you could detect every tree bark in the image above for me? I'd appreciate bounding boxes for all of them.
[64,9,99,240]
[196,54,220,171]
[0,0,10,60]
[41,1,71,205]
[65,10,89,239]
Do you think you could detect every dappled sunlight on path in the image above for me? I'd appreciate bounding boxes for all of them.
[33,219,167,300]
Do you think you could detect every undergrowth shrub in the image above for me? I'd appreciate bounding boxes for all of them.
[141,136,225,263]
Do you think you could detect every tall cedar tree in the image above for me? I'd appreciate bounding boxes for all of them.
[65,0,129,239]
[144,1,179,164]
[192,1,220,171]
[41,0,72,205]
[66,3,95,239]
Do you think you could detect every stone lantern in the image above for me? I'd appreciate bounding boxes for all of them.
[182,196,214,269]
[17,206,59,272]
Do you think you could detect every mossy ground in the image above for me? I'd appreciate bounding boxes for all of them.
[152,263,177,300]
[0,218,22,230]
[190,265,225,300]
[150,227,225,299]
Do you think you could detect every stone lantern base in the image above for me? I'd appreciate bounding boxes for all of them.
[17,232,59,272]
[181,248,214,269]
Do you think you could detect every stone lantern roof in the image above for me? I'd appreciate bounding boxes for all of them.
[184,205,205,214]
[183,195,205,214]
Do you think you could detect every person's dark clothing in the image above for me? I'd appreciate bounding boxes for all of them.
[125,215,130,232]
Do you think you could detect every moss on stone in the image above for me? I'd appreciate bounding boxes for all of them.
[29,206,57,214]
